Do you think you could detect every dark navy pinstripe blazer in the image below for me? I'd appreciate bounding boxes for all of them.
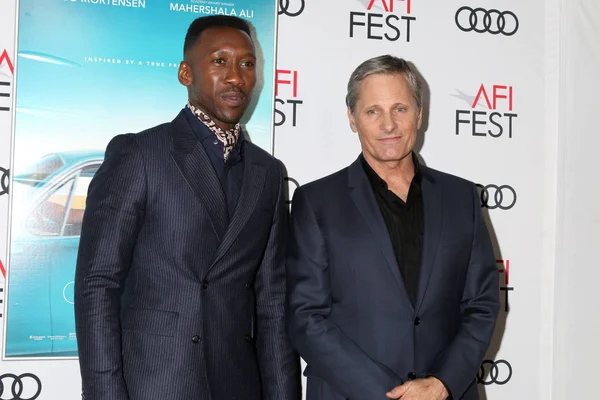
[74,110,300,400]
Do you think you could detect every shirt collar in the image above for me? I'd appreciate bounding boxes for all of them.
[360,152,422,195]
[183,106,245,164]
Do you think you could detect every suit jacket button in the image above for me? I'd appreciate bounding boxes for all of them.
[414,317,421,326]
[192,335,201,344]
[202,280,209,289]
[245,283,251,289]
[244,335,253,342]
[408,372,417,380]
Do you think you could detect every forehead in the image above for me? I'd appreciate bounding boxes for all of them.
[356,73,415,104]
[193,26,255,54]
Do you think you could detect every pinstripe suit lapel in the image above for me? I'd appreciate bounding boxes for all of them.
[209,144,266,270]
[170,111,228,241]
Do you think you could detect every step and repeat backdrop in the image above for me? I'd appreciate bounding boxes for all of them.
[0,0,545,398]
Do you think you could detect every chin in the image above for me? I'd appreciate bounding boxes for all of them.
[216,112,242,124]
[222,109,246,122]
[379,151,406,160]
[225,115,244,124]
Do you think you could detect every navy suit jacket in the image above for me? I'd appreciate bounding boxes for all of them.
[74,110,300,400]
[286,157,500,400]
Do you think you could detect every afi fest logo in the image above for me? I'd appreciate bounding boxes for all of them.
[0,49,15,113]
[453,84,518,138]
[0,255,4,317]
[275,69,303,127]
[350,0,416,42]
[278,0,304,17]
[496,259,513,313]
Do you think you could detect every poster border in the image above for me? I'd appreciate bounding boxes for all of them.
[2,0,280,361]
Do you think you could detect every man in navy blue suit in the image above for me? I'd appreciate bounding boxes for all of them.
[286,55,500,400]
[75,16,300,400]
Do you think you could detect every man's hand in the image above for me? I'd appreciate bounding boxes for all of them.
[386,377,449,400]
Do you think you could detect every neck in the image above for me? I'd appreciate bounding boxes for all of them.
[217,121,236,131]
[187,101,237,131]
[363,152,415,187]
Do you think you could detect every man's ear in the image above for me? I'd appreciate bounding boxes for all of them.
[178,61,192,87]
[347,107,358,133]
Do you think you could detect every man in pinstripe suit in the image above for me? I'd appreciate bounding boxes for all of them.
[74,16,300,400]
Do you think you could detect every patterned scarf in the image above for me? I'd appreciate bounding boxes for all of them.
[187,102,241,162]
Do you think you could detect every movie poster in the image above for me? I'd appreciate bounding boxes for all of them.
[4,0,277,359]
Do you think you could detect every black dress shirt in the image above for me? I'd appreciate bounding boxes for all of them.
[361,153,424,306]
[184,107,244,220]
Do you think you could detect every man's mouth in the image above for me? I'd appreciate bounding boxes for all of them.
[222,93,245,107]
[379,135,402,143]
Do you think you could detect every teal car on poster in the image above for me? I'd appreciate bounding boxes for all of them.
[5,150,104,358]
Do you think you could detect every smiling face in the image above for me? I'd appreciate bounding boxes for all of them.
[348,72,422,169]
[178,26,257,131]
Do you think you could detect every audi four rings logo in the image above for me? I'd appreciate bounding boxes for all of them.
[478,360,512,385]
[455,7,519,36]
[476,184,517,210]
[0,167,9,196]
[284,176,300,205]
[278,0,304,17]
[0,373,42,400]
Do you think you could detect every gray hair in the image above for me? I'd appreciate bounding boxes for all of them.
[346,55,423,114]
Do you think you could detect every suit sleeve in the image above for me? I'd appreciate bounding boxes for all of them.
[254,162,302,400]
[286,187,404,400]
[428,184,500,399]
[74,134,147,400]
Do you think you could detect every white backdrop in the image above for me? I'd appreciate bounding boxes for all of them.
[551,0,600,398]
[275,1,543,398]
[1,0,597,399]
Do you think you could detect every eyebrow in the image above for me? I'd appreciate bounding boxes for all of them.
[365,102,410,108]
[211,49,256,58]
